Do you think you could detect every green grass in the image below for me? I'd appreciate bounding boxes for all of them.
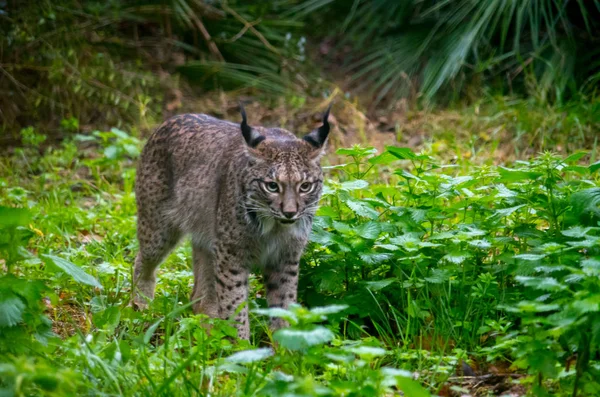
[1,110,600,396]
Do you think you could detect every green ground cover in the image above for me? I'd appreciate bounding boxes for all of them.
[1,119,600,396]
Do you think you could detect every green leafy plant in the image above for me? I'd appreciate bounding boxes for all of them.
[2,115,600,395]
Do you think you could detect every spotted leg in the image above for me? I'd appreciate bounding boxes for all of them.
[264,255,300,330]
[214,243,251,340]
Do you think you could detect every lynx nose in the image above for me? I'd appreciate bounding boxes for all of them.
[282,211,297,219]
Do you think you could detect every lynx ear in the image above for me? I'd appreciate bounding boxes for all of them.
[240,102,265,148]
[303,103,332,149]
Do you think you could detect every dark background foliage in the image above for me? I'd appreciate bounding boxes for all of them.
[2,0,599,142]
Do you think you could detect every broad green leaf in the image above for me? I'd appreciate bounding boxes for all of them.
[564,165,590,175]
[429,231,455,240]
[359,252,393,265]
[324,353,354,364]
[94,306,121,332]
[363,278,395,291]
[442,175,473,188]
[344,197,379,219]
[492,204,525,218]
[589,160,600,173]
[320,184,335,197]
[355,221,380,240]
[497,167,543,182]
[496,184,517,198]
[566,238,599,249]
[340,180,369,190]
[443,251,470,264]
[572,296,600,314]
[562,226,595,238]
[386,146,431,161]
[394,375,431,397]
[104,145,118,160]
[516,276,566,291]
[310,227,334,246]
[395,169,424,181]
[514,253,546,261]
[322,163,350,170]
[564,274,584,284]
[381,367,413,379]
[374,244,400,251]
[123,143,140,158]
[409,208,427,223]
[253,307,298,325]
[0,292,25,327]
[582,258,600,276]
[389,234,421,251]
[336,146,377,157]
[225,348,273,364]
[570,188,600,219]
[332,221,353,234]
[468,239,492,249]
[368,151,398,165]
[425,269,451,284]
[41,254,102,288]
[386,146,417,160]
[419,240,442,248]
[540,242,566,253]
[312,215,332,229]
[311,305,348,316]
[346,346,387,359]
[505,301,560,313]
[316,269,345,294]
[273,326,334,350]
[363,197,391,208]
[110,127,130,139]
[457,226,486,238]
[564,151,588,163]
[0,206,31,227]
[381,368,419,390]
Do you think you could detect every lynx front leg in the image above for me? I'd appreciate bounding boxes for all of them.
[264,260,300,330]
[214,244,251,340]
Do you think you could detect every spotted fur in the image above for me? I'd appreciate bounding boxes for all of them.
[133,106,331,339]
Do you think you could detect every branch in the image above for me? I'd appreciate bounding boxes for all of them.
[220,1,280,55]
[189,13,225,62]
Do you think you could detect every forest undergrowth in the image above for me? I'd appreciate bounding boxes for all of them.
[1,111,600,396]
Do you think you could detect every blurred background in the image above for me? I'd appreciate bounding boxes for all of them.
[1,0,599,160]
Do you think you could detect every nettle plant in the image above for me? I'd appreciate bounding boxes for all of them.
[303,145,600,393]
[2,129,600,396]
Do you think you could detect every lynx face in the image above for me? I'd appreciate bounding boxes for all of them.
[239,105,331,233]
[243,140,324,230]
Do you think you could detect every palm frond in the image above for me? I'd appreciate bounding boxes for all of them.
[297,0,600,104]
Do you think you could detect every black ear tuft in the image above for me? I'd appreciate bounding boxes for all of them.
[303,102,332,148]
[239,102,265,148]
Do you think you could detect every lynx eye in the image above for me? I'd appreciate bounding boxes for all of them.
[299,182,312,193]
[264,181,280,193]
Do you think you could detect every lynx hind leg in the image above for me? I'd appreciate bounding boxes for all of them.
[132,212,180,309]
[190,242,219,318]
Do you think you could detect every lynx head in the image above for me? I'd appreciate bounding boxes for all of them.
[239,103,332,232]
